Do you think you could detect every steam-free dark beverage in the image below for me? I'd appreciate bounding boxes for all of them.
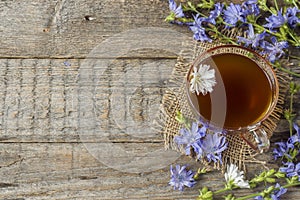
[194,53,272,129]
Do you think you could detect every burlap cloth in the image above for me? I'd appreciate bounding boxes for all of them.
[156,28,291,172]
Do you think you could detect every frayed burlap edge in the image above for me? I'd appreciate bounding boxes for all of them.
[155,29,291,172]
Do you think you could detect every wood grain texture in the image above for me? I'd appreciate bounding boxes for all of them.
[0,58,176,142]
[0,0,299,199]
[0,143,299,200]
[0,0,186,58]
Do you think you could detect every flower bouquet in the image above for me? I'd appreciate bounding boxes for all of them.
[165,0,300,199]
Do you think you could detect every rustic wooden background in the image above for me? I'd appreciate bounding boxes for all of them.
[0,0,299,199]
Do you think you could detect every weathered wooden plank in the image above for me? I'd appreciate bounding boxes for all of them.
[0,143,189,199]
[0,0,188,58]
[0,58,176,142]
[0,143,299,199]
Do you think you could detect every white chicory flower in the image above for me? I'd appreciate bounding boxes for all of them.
[189,64,216,95]
[224,164,250,189]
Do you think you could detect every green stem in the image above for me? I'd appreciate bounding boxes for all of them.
[251,23,298,46]
[287,30,300,47]
[284,182,300,188]
[214,187,232,195]
[183,5,208,18]
[206,27,238,45]
[235,182,300,200]
[293,0,299,8]
[289,55,300,60]
[251,23,279,37]
[289,92,294,136]
[274,64,300,78]
[273,0,279,11]
[235,193,262,200]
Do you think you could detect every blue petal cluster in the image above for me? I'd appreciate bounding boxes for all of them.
[174,122,206,156]
[169,165,196,191]
[206,2,224,25]
[223,0,260,27]
[189,15,213,42]
[289,123,300,143]
[261,36,289,63]
[264,7,300,30]
[197,132,228,163]
[237,24,267,48]
[273,141,293,160]
[280,162,300,181]
[223,3,245,27]
[255,183,287,200]
[168,0,184,18]
[242,0,260,16]
[189,3,224,42]
[174,121,227,164]
[286,7,300,28]
[273,123,300,160]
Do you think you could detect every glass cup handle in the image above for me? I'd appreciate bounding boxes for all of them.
[241,128,270,153]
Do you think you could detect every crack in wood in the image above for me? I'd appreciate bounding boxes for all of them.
[0,157,24,169]
[0,182,19,188]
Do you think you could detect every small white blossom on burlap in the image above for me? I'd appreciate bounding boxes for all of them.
[189,64,216,95]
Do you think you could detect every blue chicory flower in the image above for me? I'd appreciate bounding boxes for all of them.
[255,183,287,200]
[264,8,286,30]
[255,195,263,200]
[285,7,300,28]
[242,0,260,16]
[189,15,213,42]
[197,132,228,163]
[271,183,288,200]
[169,165,196,191]
[223,3,246,27]
[280,162,300,181]
[174,122,206,156]
[205,2,224,25]
[237,24,267,48]
[289,123,300,144]
[168,0,184,18]
[273,141,293,160]
[261,36,288,63]
[264,7,300,30]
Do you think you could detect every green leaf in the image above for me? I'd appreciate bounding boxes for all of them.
[275,172,286,179]
[253,24,265,33]
[165,13,175,22]
[270,7,278,14]
[197,0,214,9]
[224,194,235,200]
[246,14,257,24]
[266,177,276,183]
[279,26,288,41]
[290,148,299,160]
[284,0,294,4]
[284,109,293,121]
[187,1,197,11]
[197,187,213,200]
[258,0,269,11]
[266,169,276,176]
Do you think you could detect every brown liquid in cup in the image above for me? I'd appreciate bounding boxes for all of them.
[192,53,272,129]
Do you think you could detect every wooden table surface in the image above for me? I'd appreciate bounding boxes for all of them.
[1,0,300,199]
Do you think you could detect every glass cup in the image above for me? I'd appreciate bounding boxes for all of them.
[185,45,279,153]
